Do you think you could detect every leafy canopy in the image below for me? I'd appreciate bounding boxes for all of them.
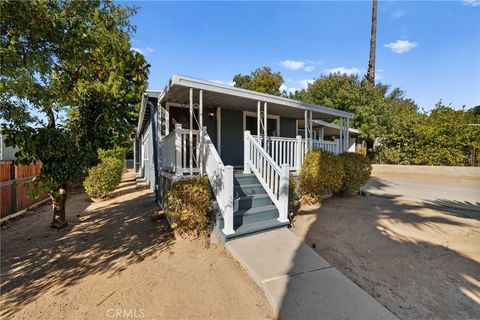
[233,66,284,96]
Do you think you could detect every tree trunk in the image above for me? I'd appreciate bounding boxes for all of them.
[51,185,68,229]
[367,0,378,85]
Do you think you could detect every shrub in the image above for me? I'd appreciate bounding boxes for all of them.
[98,147,126,162]
[166,177,212,238]
[339,153,372,195]
[83,157,124,199]
[288,174,299,222]
[299,150,345,202]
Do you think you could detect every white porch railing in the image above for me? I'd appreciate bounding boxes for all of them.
[159,124,200,175]
[203,128,235,235]
[244,131,289,223]
[312,139,340,154]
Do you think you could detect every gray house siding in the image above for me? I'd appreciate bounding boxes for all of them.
[280,118,297,138]
[220,109,244,166]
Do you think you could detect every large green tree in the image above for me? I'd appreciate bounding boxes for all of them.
[233,66,284,96]
[0,0,148,228]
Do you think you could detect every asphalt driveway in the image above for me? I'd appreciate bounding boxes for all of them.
[362,172,480,217]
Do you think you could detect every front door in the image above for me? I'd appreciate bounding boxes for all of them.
[244,114,279,136]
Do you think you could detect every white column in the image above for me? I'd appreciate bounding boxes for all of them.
[222,165,235,235]
[189,88,193,175]
[199,90,203,175]
[133,138,137,173]
[264,102,268,150]
[304,110,308,154]
[216,107,221,156]
[346,118,350,153]
[243,130,251,174]
[309,111,313,150]
[278,164,290,223]
[175,124,183,176]
[257,101,261,145]
[296,135,302,174]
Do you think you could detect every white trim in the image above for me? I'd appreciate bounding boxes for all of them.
[242,111,280,136]
[217,107,222,156]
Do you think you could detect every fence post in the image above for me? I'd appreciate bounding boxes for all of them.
[278,164,290,223]
[296,135,302,174]
[243,131,251,174]
[223,165,235,235]
[174,124,183,177]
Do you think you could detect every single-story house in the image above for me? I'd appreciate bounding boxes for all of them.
[135,75,356,242]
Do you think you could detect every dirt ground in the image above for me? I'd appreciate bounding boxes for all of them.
[291,196,480,320]
[0,172,273,320]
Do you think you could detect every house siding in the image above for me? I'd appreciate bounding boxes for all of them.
[280,118,297,138]
[220,109,244,166]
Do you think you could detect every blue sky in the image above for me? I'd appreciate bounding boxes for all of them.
[125,0,480,111]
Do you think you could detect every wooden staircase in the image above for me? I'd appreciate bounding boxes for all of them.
[213,171,289,242]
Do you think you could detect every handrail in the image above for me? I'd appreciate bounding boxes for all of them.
[203,128,234,235]
[244,131,289,223]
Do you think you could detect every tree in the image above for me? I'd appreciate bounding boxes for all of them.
[233,66,284,96]
[366,0,378,85]
[1,0,148,228]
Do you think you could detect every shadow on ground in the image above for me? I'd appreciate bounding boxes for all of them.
[0,173,173,317]
[284,192,480,319]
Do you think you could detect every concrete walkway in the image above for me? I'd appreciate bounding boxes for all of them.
[226,229,396,320]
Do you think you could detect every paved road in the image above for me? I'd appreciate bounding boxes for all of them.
[363,172,480,215]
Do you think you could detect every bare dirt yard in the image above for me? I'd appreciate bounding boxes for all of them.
[291,195,480,320]
[0,172,273,320]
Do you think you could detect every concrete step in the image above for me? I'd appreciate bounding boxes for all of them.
[215,218,289,243]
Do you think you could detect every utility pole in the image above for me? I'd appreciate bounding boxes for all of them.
[367,0,378,85]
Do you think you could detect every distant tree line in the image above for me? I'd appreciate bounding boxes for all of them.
[233,67,480,166]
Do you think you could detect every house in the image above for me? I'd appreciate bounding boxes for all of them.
[0,131,18,161]
[135,75,355,242]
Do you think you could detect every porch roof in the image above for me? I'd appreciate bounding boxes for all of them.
[137,74,353,137]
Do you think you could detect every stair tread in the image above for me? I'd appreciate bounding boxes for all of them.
[225,218,289,240]
[234,204,277,216]
[234,194,270,201]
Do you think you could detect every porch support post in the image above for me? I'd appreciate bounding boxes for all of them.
[133,138,137,173]
[339,116,344,154]
[296,135,302,174]
[257,101,261,145]
[199,89,203,175]
[264,102,268,150]
[175,124,183,177]
[222,165,235,235]
[309,111,313,150]
[304,110,308,154]
[216,107,221,156]
[345,118,350,152]
[189,87,193,175]
[243,130,251,174]
[278,164,290,223]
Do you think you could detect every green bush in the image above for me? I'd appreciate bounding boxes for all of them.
[339,153,372,195]
[83,157,124,199]
[299,150,345,202]
[166,177,212,238]
[98,147,126,162]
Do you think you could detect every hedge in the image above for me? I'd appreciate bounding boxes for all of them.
[98,147,126,162]
[339,153,372,195]
[83,157,124,199]
[166,177,212,238]
[299,150,345,202]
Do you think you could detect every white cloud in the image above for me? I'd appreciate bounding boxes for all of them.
[325,67,362,75]
[462,0,480,6]
[391,9,406,20]
[131,46,155,55]
[279,60,305,70]
[300,79,314,88]
[280,84,302,94]
[384,40,418,54]
[304,66,315,72]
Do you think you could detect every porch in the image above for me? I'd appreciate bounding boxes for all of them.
[136,75,353,241]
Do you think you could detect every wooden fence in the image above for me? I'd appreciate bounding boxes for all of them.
[0,161,48,220]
